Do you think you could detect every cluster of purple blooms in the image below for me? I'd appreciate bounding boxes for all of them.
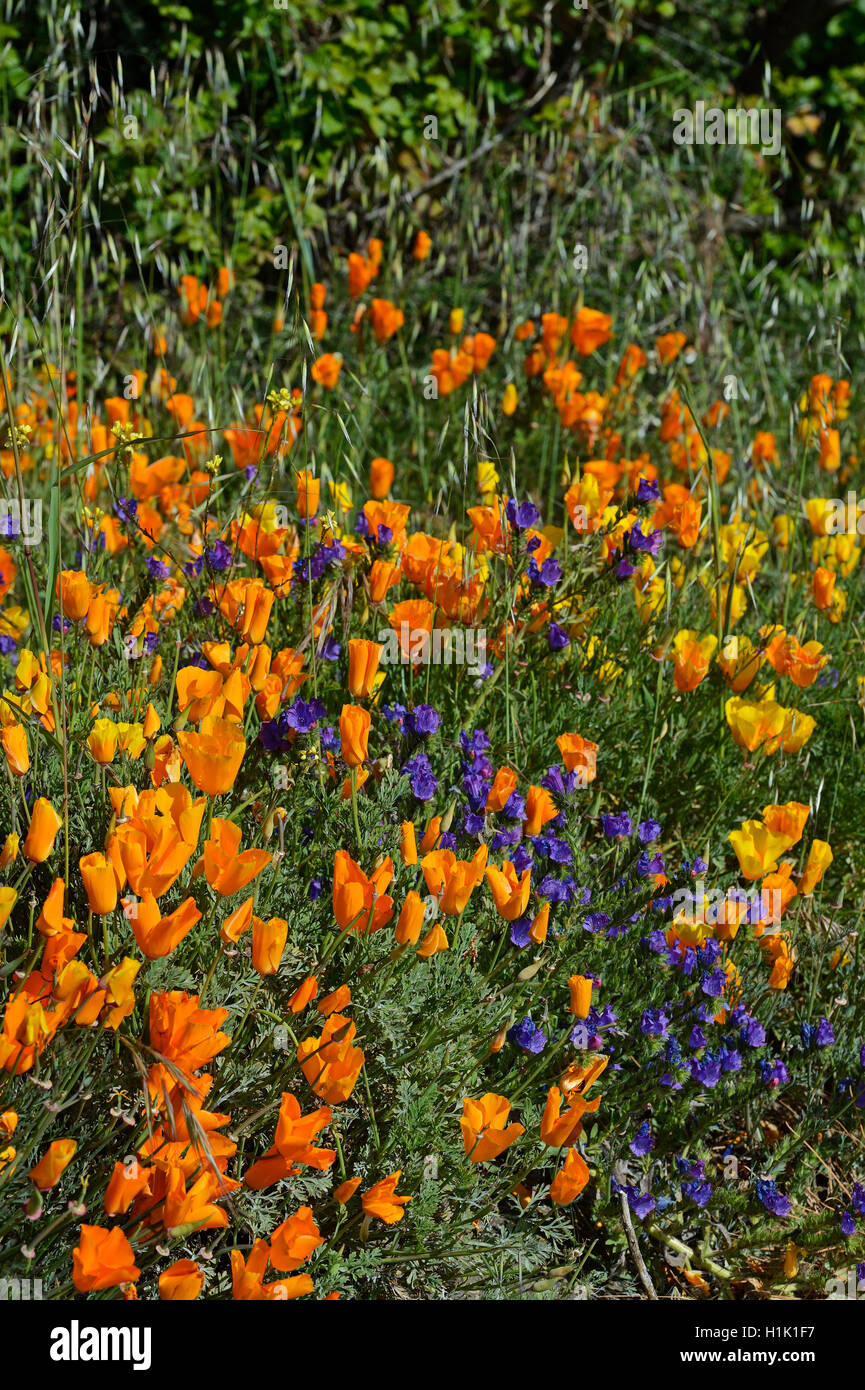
[259,697,336,754]
[293,537,346,583]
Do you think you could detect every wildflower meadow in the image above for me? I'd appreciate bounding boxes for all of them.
[2,0,865,1339]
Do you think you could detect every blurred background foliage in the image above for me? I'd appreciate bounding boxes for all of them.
[1,0,864,298]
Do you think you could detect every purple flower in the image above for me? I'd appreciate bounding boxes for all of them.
[206,537,234,571]
[511,845,533,876]
[506,499,541,531]
[584,911,611,934]
[283,698,327,732]
[842,1211,857,1236]
[528,556,562,587]
[737,1014,766,1049]
[701,968,727,999]
[308,877,324,901]
[641,1007,670,1038]
[507,1016,547,1053]
[601,812,632,839]
[146,558,170,580]
[683,1179,713,1207]
[408,704,440,736]
[816,1017,835,1046]
[509,916,533,948]
[629,522,663,555]
[755,1179,792,1218]
[548,621,570,651]
[629,1122,654,1157]
[689,1054,722,1088]
[403,752,438,801]
[760,1059,790,1089]
[636,476,660,504]
[626,1187,656,1220]
[638,819,662,844]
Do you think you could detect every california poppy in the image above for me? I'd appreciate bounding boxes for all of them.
[178,716,246,796]
[72,1224,140,1292]
[22,798,62,863]
[339,704,370,767]
[347,640,383,699]
[460,1093,524,1163]
[362,1170,412,1224]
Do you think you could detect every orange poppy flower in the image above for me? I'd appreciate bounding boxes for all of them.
[486,765,517,813]
[29,1138,76,1190]
[129,893,201,959]
[460,1093,525,1163]
[541,1085,600,1147]
[22,798,62,863]
[177,715,246,795]
[399,820,417,866]
[311,353,342,389]
[1,723,29,776]
[243,1092,335,1190]
[295,469,320,518]
[412,230,432,261]
[231,1240,313,1301]
[269,1205,323,1270]
[369,456,394,499]
[568,974,593,1020]
[347,640,383,698]
[148,990,231,1080]
[332,849,394,934]
[79,852,118,916]
[159,1258,203,1300]
[297,1013,365,1104]
[203,819,272,897]
[395,890,425,946]
[655,331,687,365]
[289,975,318,1012]
[421,844,488,916]
[104,1158,153,1215]
[550,1148,591,1205]
[57,568,92,621]
[369,299,405,342]
[570,307,612,356]
[252,916,289,975]
[339,704,371,767]
[556,733,598,782]
[362,1170,412,1224]
[72,1224,140,1291]
[417,922,449,958]
[485,860,531,921]
[523,785,558,838]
